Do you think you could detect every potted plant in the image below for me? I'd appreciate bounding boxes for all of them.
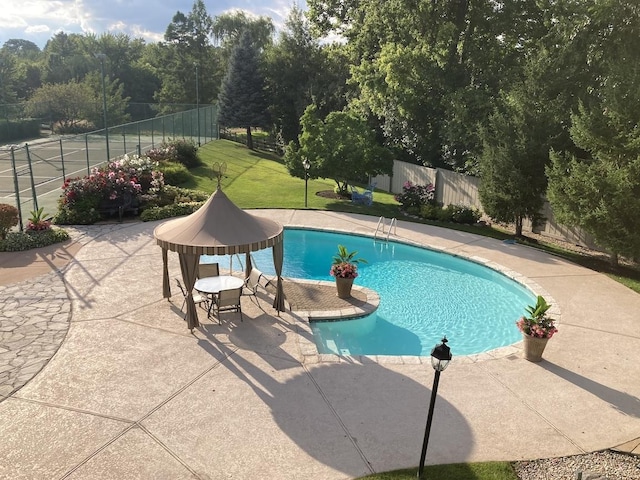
[516,295,558,362]
[330,244,367,299]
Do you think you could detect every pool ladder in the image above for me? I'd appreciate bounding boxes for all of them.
[374,216,397,242]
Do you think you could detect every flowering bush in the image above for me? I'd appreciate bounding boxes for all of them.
[55,154,165,224]
[0,203,19,239]
[330,244,367,279]
[516,295,558,339]
[145,139,201,168]
[60,155,163,209]
[145,144,178,163]
[395,181,436,210]
[26,207,52,232]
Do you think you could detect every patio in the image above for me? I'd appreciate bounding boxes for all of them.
[0,210,639,479]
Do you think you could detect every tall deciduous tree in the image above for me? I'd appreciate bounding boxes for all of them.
[155,0,217,111]
[264,5,322,144]
[217,31,270,150]
[284,104,392,193]
[309,0,561,170]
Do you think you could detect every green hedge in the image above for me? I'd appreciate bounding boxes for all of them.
[0,119,40,142]
[0,228,70,252]
[140,201,205,221]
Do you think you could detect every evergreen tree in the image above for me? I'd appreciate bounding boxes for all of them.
[546,0,640,263]
[217,31,270,150]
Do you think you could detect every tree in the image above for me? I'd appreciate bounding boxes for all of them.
[264,5,322,144]
[83,71,131,128]
[284,104,393,193]
[478,96,549,237]
[546,0,640,263]
[309,0,564,170]
[217,31,270,150]
[213,11,274,67]
[25,81,94,132]
[155,0,218,110]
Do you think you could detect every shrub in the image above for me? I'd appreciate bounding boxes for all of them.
[395,181,435,210]
[448,205,482,224]
[53,203,101,225]
[0,228,69,252]
[157,161,193,186]
[55,154,164,225]
[419,203,442,220]
[140,202,205,221]
[162,185,210,203]
[145,145,178,163]
[0,203,19,239]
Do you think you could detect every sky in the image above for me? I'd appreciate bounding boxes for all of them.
[0,0,307,50]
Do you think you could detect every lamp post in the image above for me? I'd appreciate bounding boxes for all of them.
[95,53,110,161]
[194,62,200,146]
[302,157,310,208]
[417,337,452,479]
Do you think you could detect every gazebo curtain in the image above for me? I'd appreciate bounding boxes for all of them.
[272,241,285,312]
[178,252,200,330]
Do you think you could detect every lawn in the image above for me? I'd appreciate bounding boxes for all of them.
[355,462,518,480]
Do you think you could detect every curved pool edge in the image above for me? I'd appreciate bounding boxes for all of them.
[284,228,562,365]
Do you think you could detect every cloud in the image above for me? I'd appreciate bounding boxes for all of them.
[24,25,52,34]
[0,0,307,49]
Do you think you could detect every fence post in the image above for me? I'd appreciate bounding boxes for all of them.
[9,147,24,231]
[137,123,141,154]
[59,138,66,180]
[85,134,90,175]
[162,117,166,142]
[24,143,39,211]
[122,129,126,156]
[151,118,155,148]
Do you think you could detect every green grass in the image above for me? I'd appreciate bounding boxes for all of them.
[187,140,401,218]
[184,140,640,294]
[355,462,518,479]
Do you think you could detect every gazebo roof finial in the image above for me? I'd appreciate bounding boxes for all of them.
[212,161,227,189]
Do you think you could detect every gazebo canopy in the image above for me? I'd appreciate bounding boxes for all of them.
[153,187,285,330]
[154,187,283,254]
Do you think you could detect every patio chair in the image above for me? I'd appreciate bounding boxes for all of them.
[174,278,209,313]
[350,185,372,206]
[212,287,243,324]
[197,262,220,279]
[242,268,274,304]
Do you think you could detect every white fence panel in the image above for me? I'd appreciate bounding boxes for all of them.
[371,159,601,251]
[436,169,483,211]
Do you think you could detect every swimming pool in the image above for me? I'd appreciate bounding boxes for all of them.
[207,228,536,356]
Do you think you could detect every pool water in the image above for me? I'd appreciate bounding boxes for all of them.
[206,228,536,356]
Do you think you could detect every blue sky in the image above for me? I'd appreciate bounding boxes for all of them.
[0,0,306,50]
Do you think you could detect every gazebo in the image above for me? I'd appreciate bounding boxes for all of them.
[153,187,285,330]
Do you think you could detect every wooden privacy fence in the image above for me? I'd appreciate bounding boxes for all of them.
[372,160,600,250]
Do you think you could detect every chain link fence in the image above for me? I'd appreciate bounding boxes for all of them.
[0,105,218,229]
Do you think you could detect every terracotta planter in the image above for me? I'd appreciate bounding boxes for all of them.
[522,334,549,362]
[335,277,355,299]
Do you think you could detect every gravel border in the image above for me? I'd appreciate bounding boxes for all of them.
[514,450,640,479]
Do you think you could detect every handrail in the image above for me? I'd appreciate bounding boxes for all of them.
[374,216,386,240]
[386,217,397,241]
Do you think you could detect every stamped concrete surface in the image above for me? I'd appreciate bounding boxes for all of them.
[0,210,639,480]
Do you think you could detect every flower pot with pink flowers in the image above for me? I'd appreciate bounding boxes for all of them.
[516,295,558,362]
[329,245,367,299]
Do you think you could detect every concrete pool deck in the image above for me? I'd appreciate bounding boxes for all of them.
[0,209,639,479]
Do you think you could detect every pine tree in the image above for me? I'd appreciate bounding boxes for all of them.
[217,31,270,150]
